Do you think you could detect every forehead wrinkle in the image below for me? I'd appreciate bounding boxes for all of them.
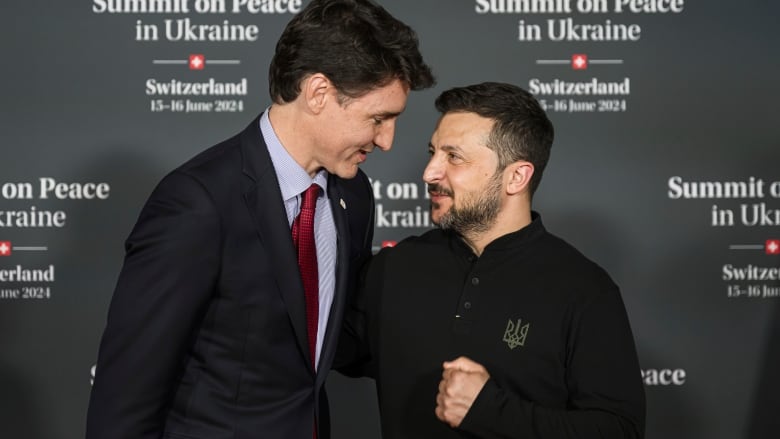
[438,121,491,147]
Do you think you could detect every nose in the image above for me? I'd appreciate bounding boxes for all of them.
[373,120,396,152]
[422,155,443,184]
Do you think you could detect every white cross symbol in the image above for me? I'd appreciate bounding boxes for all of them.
[0,242,9,255]
[190,56,204,69]
[768,241,779,254]
[574,56,586,68]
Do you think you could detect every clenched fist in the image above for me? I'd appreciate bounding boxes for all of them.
[434,356,490,428]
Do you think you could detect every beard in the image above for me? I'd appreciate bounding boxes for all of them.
[430,171,503,236]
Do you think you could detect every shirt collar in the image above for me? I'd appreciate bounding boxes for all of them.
[452,211,546,255]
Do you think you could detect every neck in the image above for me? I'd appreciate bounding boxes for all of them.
[268,103,321,177]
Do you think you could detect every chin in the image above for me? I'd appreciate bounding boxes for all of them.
[333,166,360,179]
[431,203,451,215]
[430,209,447,225]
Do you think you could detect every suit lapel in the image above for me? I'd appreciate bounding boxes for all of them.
[317,178,351,381]
[239,116,312,369]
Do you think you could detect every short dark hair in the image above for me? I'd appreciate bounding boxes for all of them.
[435,82,554,195]
[269,0,435,104]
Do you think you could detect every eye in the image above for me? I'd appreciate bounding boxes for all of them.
[373,117,383,125]
[447,152,462,163]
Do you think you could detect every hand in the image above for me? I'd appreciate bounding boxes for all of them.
[435,356,490,428]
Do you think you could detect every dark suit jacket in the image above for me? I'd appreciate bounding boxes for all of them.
[86,115,375,439]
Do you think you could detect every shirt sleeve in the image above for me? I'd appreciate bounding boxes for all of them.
[457,284,645,439]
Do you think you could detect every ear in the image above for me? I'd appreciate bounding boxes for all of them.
[506,161,535,195]
[301,73,333,114]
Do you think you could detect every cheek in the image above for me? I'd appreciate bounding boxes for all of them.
[339,145,360,159]
[323,132,356,158]
[341,128,372,150]
[449,177,468,196]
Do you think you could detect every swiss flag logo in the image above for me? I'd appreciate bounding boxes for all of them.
[381,240,397,248]
[189,54,205,70]
[766,239,780,255]
[571,54,588,70]
[0,241,11,256]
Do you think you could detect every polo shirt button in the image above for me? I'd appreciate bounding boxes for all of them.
[464,301,472,309]
[471,277,479,286]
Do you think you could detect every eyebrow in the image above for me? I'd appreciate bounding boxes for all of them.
[375,110,404,119]
[428,142,463,153]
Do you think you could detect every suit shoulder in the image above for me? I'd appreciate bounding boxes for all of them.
[140,130,246,215]
[175,132,243,178]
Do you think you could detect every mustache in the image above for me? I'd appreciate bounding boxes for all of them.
[427,183,454,197]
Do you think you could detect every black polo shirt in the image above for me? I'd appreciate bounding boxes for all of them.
[345,213,645,438]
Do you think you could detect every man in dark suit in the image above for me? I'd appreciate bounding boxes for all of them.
[85,1,434,438]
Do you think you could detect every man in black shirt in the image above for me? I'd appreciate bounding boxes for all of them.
[339,82,645,438]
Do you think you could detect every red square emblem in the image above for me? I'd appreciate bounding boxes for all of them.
[381,240,397,248]
[766,239,780,255]
[0,241,11,256]
[189,54,205,70]
[571,54,588,70]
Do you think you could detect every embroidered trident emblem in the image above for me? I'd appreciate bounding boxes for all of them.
[503,318,530,349]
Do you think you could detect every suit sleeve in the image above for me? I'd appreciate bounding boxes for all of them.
[86,171,221,439]
[333,254,379,377]
[458,285,646,439]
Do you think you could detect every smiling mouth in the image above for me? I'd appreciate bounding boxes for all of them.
[427,184,454,199]
[428,193,453,209]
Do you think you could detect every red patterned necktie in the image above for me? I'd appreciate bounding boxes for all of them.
[291,184,320,371]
